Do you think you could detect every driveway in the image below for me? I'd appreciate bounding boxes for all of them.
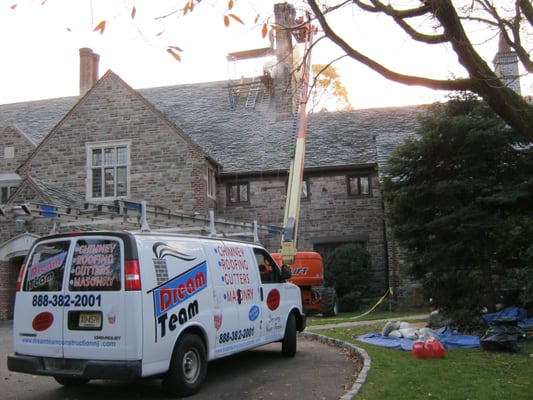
[1,320,361,399]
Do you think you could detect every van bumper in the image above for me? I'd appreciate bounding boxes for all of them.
[8,354,142,380]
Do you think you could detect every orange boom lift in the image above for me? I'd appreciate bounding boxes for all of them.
[272,8,337,316]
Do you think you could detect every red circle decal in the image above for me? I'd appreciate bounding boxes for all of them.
[32,312,54,331]
[266,289,280,311]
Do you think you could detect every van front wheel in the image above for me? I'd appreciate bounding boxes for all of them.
[281,313,297,357]
[163,333,207,397]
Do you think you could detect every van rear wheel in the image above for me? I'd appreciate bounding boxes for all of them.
[53,376,89,386]
[281,313,297,357]
[163,333,207,397]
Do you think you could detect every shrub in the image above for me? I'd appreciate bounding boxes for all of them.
[324,243,372,311]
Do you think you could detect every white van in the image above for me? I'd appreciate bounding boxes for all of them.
[8,231,306,396]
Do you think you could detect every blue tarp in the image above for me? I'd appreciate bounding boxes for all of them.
[482,307,533,329]
[356,326,480,351]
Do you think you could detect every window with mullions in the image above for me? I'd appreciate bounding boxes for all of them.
[87,142,129,200]
[1,185,17,203]
[347,175,371,196]
[227,182,249,204]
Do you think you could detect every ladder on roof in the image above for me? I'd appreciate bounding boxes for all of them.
[0,200,282,242]
[260,86,271,108]
[245,78,261,109]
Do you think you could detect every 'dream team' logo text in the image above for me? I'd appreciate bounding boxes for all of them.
[153,262,207,317]
[26,252,67,290]
[28,252,66,280]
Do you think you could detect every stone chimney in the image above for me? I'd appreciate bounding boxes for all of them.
[79,48,100,96]
[273,3,295,69]
[273,3,297,120]
[493,34,521,95]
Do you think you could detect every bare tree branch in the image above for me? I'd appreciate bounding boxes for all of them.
[306,0,533,140]
[353,0,448,43]
[373,0,448,43]
[354,0,431,18]
[519,0,533,26]
[308,0,471,90]
[474,0,533,72]
[407,0,533,139]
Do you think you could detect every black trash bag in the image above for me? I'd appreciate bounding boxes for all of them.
[480,317,527,353]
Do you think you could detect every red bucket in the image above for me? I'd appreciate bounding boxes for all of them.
[412,341,430,358]
[426,339,446,358]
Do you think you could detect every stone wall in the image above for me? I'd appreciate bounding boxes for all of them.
[0,124,36,172]
[19,73,213,216]
[218,169,389,297]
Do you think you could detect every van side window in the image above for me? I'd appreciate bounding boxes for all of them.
[254,250,279,284]
[23,241,70,292]
[68,239,122,291]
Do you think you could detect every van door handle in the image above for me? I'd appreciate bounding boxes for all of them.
[237,289,242,304]
[260,287,263,301]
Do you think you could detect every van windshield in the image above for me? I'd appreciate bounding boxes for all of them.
[24,241,70,292]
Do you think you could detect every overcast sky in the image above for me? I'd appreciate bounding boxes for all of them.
[1,0,530,108]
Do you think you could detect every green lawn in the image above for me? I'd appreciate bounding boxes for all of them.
[307,314,533,400]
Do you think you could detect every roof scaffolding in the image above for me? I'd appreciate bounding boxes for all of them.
[0,200,282,242]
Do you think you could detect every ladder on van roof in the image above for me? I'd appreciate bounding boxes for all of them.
[0,200,281,242]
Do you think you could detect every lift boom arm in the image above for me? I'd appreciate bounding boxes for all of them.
[280,17,314,266]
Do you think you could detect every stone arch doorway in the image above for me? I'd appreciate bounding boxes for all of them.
[0,234,38,320]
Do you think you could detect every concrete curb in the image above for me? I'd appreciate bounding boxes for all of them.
[299,331,371,400]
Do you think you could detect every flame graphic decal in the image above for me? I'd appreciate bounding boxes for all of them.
[152,242,196,261]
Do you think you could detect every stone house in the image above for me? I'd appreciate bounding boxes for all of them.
[0,61,427,319]
[0,5,521,320]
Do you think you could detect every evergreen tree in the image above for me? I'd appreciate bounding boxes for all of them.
[383,95,533,323]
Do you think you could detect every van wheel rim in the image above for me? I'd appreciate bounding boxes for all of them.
[182,349,201,383]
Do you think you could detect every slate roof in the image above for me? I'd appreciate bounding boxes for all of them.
[308,105,428,172]
[0,74,428,176]
[0,97,77,142]
[140,80,428,174]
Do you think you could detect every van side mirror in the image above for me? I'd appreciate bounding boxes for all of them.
[279,264,292,282]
